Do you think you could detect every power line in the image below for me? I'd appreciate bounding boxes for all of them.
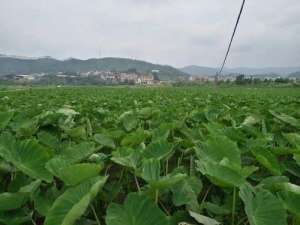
[217,0,246,77]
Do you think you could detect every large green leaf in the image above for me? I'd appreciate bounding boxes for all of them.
[143,139,173,160]
[0,192,28,211]
[45,157,70,174]
[196,159,246,188]
[105,193,169,225]
[0,160,15,173]
[251,148,282,175]
[141,158,161,182]
[258,176,289,191]
[150,173,187,190]
[46,160,103,186]
[64,126,87,140]
[239,184,287,225]
[269,110,300,128]
[283,133,300,147]
[15,117,39,137]
[0,180,40,211]
[57,107,79,117]
[294,154,300,166]
[203,202,231,216]
[278,183,300,218]
[189,211,220,225]
[151,123,171,141]
[121,129,147,147]
[0,133,53,182]
[0,210,31,225]
[138,107,158,120]
[94,133,115,149]
[4,172,28,192]
[120,111,138,132]
[58,163,102,185]
[169,211,194,225]
[111,147,142,170]
[51,142,96,164]
[0,111,13,130]
[141,159,186,190]
[196,134,256,188]
[38,131,60,150]
[242,115,261,127]
[171,176,202,209]
[44,176,108,225]
[34,186,61,217]
[196,134,241,167]
[19,179,41,198]
[283,133,300,166]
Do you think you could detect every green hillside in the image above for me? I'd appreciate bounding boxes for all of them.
[0,56,187,81]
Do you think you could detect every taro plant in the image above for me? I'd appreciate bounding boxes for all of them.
[0,86,300,225]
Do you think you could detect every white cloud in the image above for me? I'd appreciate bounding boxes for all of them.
[0,0,299,67]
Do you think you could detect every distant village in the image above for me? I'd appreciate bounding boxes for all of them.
[0,69,160,85]
[0,69,299,86]
[80,70,158,85]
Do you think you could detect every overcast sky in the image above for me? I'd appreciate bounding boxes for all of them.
[0,0,299,67]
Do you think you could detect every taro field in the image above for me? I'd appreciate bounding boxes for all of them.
[0,86,300,225]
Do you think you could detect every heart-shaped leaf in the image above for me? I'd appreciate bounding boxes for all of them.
[0,133,53,182]
[106,193,169,225]
[44,176,107,225]
[239,183,287,225]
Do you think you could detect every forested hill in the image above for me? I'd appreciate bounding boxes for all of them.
[0,55,188,81]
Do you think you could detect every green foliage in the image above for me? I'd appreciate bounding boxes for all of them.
[94,133,116,149]
[0,210,31,225]
[239,184,287,225]
[278,183,300,218]
[105,193,169,225]
[189,211,220,225]
[251,147,282,175]
[44,176,107,225]
[46,162,103,186]
[0,111,13,130]
[0,86,299,225]
[196,134,256,188]
[144,139,173,160]
[171,176,202,209]
[0,192,28,211]
[0,133,53,182]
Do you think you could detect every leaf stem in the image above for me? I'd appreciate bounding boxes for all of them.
[91,204,101,225]
[231,187,237,225]
[165,158,169,176]
[159,200,171,216]
[190,155,194,176]
[199,185,212,211]
[177,151,184,167]
[134,175,141,192]
[155,189,159,204]
[237,216,248,225]
[31,219,37,225]
[118,168,125,184]
[105,165,112,176]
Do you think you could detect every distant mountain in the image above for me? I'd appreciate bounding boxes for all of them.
[0,55,188,81]
[180,66,218,76]
[180,65,300,77]
[227,67,300,76]
[289,71,300,78]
